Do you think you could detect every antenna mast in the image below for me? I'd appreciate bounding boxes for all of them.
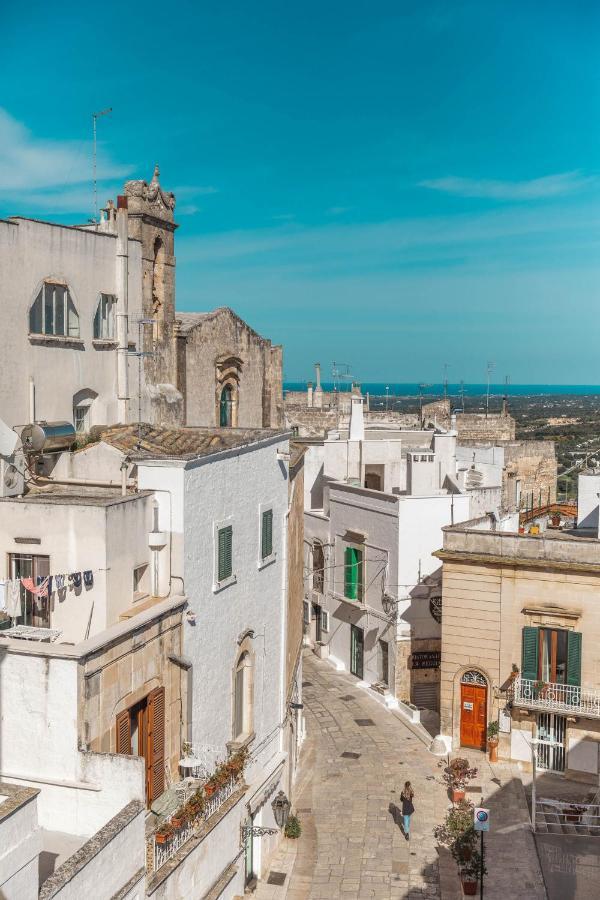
[443,363,450,400]
[92,107,112,223]
[459,379,466,413]
[486,361,495,418]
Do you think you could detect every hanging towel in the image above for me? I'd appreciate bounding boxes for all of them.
[21,577,35,594]
[47,576,53,597]
[35,576,49,598]
[0,580,7,613]
[71,572,82,589]
[6,580,21,617]
[83,570,93,588]
[55,574,65,590]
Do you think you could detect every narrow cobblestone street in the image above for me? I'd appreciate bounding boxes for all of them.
[256,653,449,899]
[256,653,548,900]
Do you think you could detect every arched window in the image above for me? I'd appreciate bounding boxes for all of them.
[220,384,234,427]
[29,281,79,337]
[313,541,325,593]
[151,237,164,341]
[93,293,116,340]
[73,388,98,434]
[233,651,253,740]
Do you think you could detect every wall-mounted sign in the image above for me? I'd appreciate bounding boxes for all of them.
[474,808,490,832]
[463,701,474,711]
[411,651,441,670]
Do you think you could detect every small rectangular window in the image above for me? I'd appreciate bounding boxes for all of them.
[94,293,117,339]
[321,610,330,633]
[133,563,149,598]
[74,405,89,434]
[303,600,311,625]
[261,509,273,559]
[218,526,233,581]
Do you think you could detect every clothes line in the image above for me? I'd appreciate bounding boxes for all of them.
[0,569,98,616]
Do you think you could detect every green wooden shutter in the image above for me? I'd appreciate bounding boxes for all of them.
[261,509,273,559]
[218,526,233,581]
[345,547,359,599]
[521,626,539,681]
[567,631,582,687]
[356,549,363,601]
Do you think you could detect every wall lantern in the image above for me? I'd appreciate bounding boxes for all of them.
[271,790,291,829]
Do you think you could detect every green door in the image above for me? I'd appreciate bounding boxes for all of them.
[350,625,364,679]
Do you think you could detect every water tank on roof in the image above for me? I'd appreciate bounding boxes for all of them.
[21,421,76,453]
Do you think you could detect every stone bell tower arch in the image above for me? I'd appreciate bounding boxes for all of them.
[124,166,182,423]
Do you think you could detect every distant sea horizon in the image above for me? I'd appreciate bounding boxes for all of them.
[283,382,600,397]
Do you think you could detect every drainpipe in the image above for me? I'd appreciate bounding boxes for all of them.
[116,195,129,424]
[29,377,35,423]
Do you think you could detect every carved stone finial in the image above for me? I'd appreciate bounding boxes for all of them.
[152,164,160,183]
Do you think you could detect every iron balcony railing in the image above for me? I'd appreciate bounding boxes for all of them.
[510,677,600,718]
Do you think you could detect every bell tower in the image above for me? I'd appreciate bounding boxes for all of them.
[124,166,182,423]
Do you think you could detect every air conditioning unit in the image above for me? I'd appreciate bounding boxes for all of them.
[0,452,25,498]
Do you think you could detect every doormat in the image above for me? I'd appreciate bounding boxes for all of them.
[341,751,361,759]
[355,718,375,726]
[267,872,287,885]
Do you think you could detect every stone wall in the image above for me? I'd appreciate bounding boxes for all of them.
[422,399,451,429]
[503,440,557,509]
[456,412,516,442]
[179,307,283,428]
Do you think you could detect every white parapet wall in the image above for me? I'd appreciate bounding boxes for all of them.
[0,783,42,900]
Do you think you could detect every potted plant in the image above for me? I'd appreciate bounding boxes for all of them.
[460,850,486,896]
[171,807,188,829]
[284,814,302,839]
[550,510,561,527]
[565,804,585,824]
[155,822,174,844]
[487,720,500,762]
[533,679,547,699]
[443,758,478,803]
[509,663,519,680]
[435,799,477,870]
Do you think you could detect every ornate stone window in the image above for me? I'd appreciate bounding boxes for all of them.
[461,669,487,686]
[233,649,254,742]
[215,354,242,427]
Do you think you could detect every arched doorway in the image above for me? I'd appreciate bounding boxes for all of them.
[460,670,487,750]
[219,384,233,427]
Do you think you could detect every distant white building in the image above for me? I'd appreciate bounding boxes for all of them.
[302,394,477,712]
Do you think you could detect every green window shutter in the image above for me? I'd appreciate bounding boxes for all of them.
[218,526,233,581]
[261,509,273,559]
[344,547,358,599]
[567,631,582,687]
[356,550,363,601]
[521,626,539,681]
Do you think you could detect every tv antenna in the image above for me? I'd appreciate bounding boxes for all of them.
[485,361,495,418]
[128,319,155,449]
[459,380,466,413]
[331,361,353,393]
[443,363,451,400]
[92,108,112,223]
[418,383,433,422]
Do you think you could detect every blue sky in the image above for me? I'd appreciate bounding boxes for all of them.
[1,0,599,382]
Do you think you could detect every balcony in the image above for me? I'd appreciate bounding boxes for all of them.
[510,677,600,719]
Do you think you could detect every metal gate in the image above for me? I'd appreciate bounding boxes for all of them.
[536,713,566,772]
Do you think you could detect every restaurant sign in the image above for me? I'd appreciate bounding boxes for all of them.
[411,651,441,670]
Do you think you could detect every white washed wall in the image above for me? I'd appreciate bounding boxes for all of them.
[0,218,142,430]
[0,793,40,900]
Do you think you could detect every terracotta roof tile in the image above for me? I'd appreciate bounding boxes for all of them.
[100,424,285,461]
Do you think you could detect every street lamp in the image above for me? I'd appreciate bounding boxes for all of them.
[271,790,291,829]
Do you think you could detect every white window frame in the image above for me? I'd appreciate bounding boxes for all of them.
[30,281,80,338]
[213,518,236,592]
[303,599,311,626]
[321,609,330,633]
[73,404,89,434]
[93,293,117,340]
[133,563,149,601]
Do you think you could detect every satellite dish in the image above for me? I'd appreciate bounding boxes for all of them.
[0,418,18,457]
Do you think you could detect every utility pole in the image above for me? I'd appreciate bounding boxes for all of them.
[443,363,450,400]
[92,107,112,223]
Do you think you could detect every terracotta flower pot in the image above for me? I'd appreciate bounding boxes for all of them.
[171,816,186,829]
[205,785,215,797]
[462,879,478,896]
[155,831,171,844]
[488,738,499,763]
[451,788,465,803]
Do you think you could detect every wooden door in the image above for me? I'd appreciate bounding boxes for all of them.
[460,683,487,750]
[350,625,364,679]
[147,687,166,804]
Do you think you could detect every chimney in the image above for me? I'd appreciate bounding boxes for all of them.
[349,395,364,441]
[314,362,323,409]
[116,195,129,423]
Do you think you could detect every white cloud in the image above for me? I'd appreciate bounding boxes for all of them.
[419,171,595,200]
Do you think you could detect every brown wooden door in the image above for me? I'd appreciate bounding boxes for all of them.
[460,683,487,750]
[147,686,166,804]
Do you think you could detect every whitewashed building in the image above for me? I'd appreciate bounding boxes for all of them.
[301,394,473,711]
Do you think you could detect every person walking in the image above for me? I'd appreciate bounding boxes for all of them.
[400,781,415,840]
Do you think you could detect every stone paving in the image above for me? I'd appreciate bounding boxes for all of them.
[255,653,547,900]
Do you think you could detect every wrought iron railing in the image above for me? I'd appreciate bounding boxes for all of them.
[510,677,600,718]
[148,775,240,874]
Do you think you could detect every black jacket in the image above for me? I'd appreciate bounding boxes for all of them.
[401,793,415,816]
